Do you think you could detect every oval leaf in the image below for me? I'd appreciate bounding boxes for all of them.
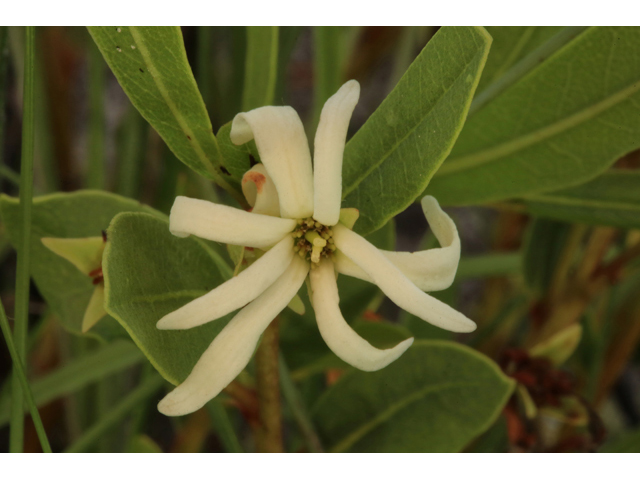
[341,26,491,235]
[103,212,233,385]
[429,27,640,205]
[0,191,159,339]
[526,170,640,229]
[87,26,240,201]
[312,340,514,452]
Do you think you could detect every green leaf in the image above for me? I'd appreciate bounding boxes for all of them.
[242,26,279,111]
[429,27,640,206]
[0,190,159,339]
[103,212,233,385]
[215,121,260,188]
[341,26,491,235]
[87,27,240,201]
[526,170,640,229]
[476,27,563,94]
[312,340,514,452]
[0,340,143,427]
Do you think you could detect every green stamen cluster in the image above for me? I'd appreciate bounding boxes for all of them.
[292,217,336,267]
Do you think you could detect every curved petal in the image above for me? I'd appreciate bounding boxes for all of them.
[231,107,314,219]
[334,196,461,291]
[157,235,295,330]
[241,164,280,217]
[158,255,309,416]
[310,259,413,371]
[169,196,295,249]
[333,224,476,333]
[313,80,360,226]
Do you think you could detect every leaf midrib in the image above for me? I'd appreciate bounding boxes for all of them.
[341,29,489,199]
[437,79,640,176]
[128,27,217,177]
[329,380,486,452]
[110,289,208,309]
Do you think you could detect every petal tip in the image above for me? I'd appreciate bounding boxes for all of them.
[229,113,253,145]
[157,396,183,417]
[455,319,477,334]
[156,312,183,330]
[155,318,170,330]
[157,389,205,417]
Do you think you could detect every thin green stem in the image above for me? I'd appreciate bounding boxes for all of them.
[64,374,164,453]
[0,339,143,427]
[87,40,105,189]
[279,353,324,453]
[9,25,35,453]
[206,398,244,453]
[0,26,10,176]
[0,299,51,453]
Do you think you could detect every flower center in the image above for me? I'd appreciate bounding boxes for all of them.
[291,218,336,266]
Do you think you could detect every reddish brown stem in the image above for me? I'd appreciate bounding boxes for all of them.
[255,318,283,453]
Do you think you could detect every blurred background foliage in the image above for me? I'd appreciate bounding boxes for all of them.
[0,26,640,453]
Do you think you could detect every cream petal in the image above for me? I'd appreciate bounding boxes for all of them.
[334,196,461,292]
[157,235,295,330]
[241,164,281,217]
[169,196,295,248]
[312,80,360,226]
[333,224,476,333]
[310,259,413,371]
[158,255,309,416]
[231,107,314,219]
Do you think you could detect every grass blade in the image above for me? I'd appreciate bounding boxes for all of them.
[0,340,144,426]
[9,24,35,453]
[0,299,51,452]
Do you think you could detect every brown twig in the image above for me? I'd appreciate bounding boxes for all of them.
[254,318,283,453]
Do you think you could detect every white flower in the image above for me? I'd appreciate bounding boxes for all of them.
[156,80,476,416]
